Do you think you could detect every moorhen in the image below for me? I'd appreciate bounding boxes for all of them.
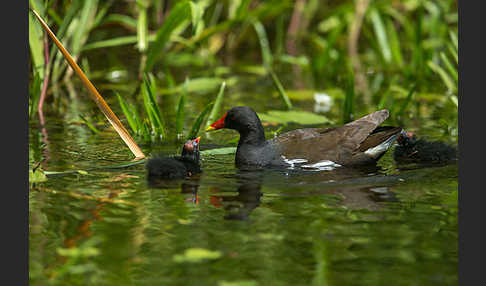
[146,137,201,179]
[393,131,457,164]
[206,106,402,168]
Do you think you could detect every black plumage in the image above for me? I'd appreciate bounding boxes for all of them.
[206,106,402,167]
[146,138,201,179]
[394,131,457,164]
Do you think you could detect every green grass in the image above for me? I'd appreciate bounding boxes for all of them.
[30,0,458,141]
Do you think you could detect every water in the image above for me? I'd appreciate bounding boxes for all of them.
[29,81,457,285]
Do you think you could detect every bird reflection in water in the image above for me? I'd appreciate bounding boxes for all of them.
[148,164,405,220]
[209,182,263,221]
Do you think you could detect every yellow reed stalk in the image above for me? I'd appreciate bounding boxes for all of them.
[30,9,146,159]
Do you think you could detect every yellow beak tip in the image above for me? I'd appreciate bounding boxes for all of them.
[205,126,215,132]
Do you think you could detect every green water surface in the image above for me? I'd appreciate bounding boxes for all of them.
[29,90,457,285]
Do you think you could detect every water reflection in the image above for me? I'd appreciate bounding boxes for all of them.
[208,182,263,221]
[263,165,401,211]
[148,164,403,220]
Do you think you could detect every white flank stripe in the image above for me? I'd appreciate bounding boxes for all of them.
[301,160,342,171]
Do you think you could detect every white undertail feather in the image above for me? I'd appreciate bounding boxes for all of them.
[364,131,402,158]
[281,156,342,171]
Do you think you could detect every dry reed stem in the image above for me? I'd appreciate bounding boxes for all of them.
[30,9,146,159]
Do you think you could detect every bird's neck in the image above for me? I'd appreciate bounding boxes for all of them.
[238,124,266,146]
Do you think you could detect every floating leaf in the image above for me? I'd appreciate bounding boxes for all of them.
[173,248,222,263]
[257,110,330,125]
[200,147,237,156]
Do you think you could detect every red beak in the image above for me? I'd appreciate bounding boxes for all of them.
[205,112,227,132]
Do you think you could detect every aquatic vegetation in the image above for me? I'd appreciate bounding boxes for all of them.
[29,0,457,134]
[28,2,458,285]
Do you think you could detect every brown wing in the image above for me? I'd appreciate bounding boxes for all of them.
[271,110,390,164]
[357,126,403,152]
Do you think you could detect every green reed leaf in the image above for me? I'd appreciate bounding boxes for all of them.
[142,74,166,138]
[206,81,226,128]
[428,61,457,93]
[188,102,214,140]
[369,9,391,64]
[145,0,192,72]
[269,70,293,110]
[117,92,139,135]
[29,13,44,79]
[137,3,148,52]
[175,78,188,137]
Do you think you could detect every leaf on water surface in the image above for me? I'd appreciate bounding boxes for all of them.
[173,248,222,263]
[257,110,331,125]
[200,147,237,156]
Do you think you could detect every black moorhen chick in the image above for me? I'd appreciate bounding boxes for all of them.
[206,106,402,168]
[146,137,201,179]
[394,131,457,164]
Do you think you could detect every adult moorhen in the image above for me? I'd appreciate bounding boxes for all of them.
[206,106,402,168]
[146,137,201,179]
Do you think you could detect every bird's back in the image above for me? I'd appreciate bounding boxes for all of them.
[270,110,394,165]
